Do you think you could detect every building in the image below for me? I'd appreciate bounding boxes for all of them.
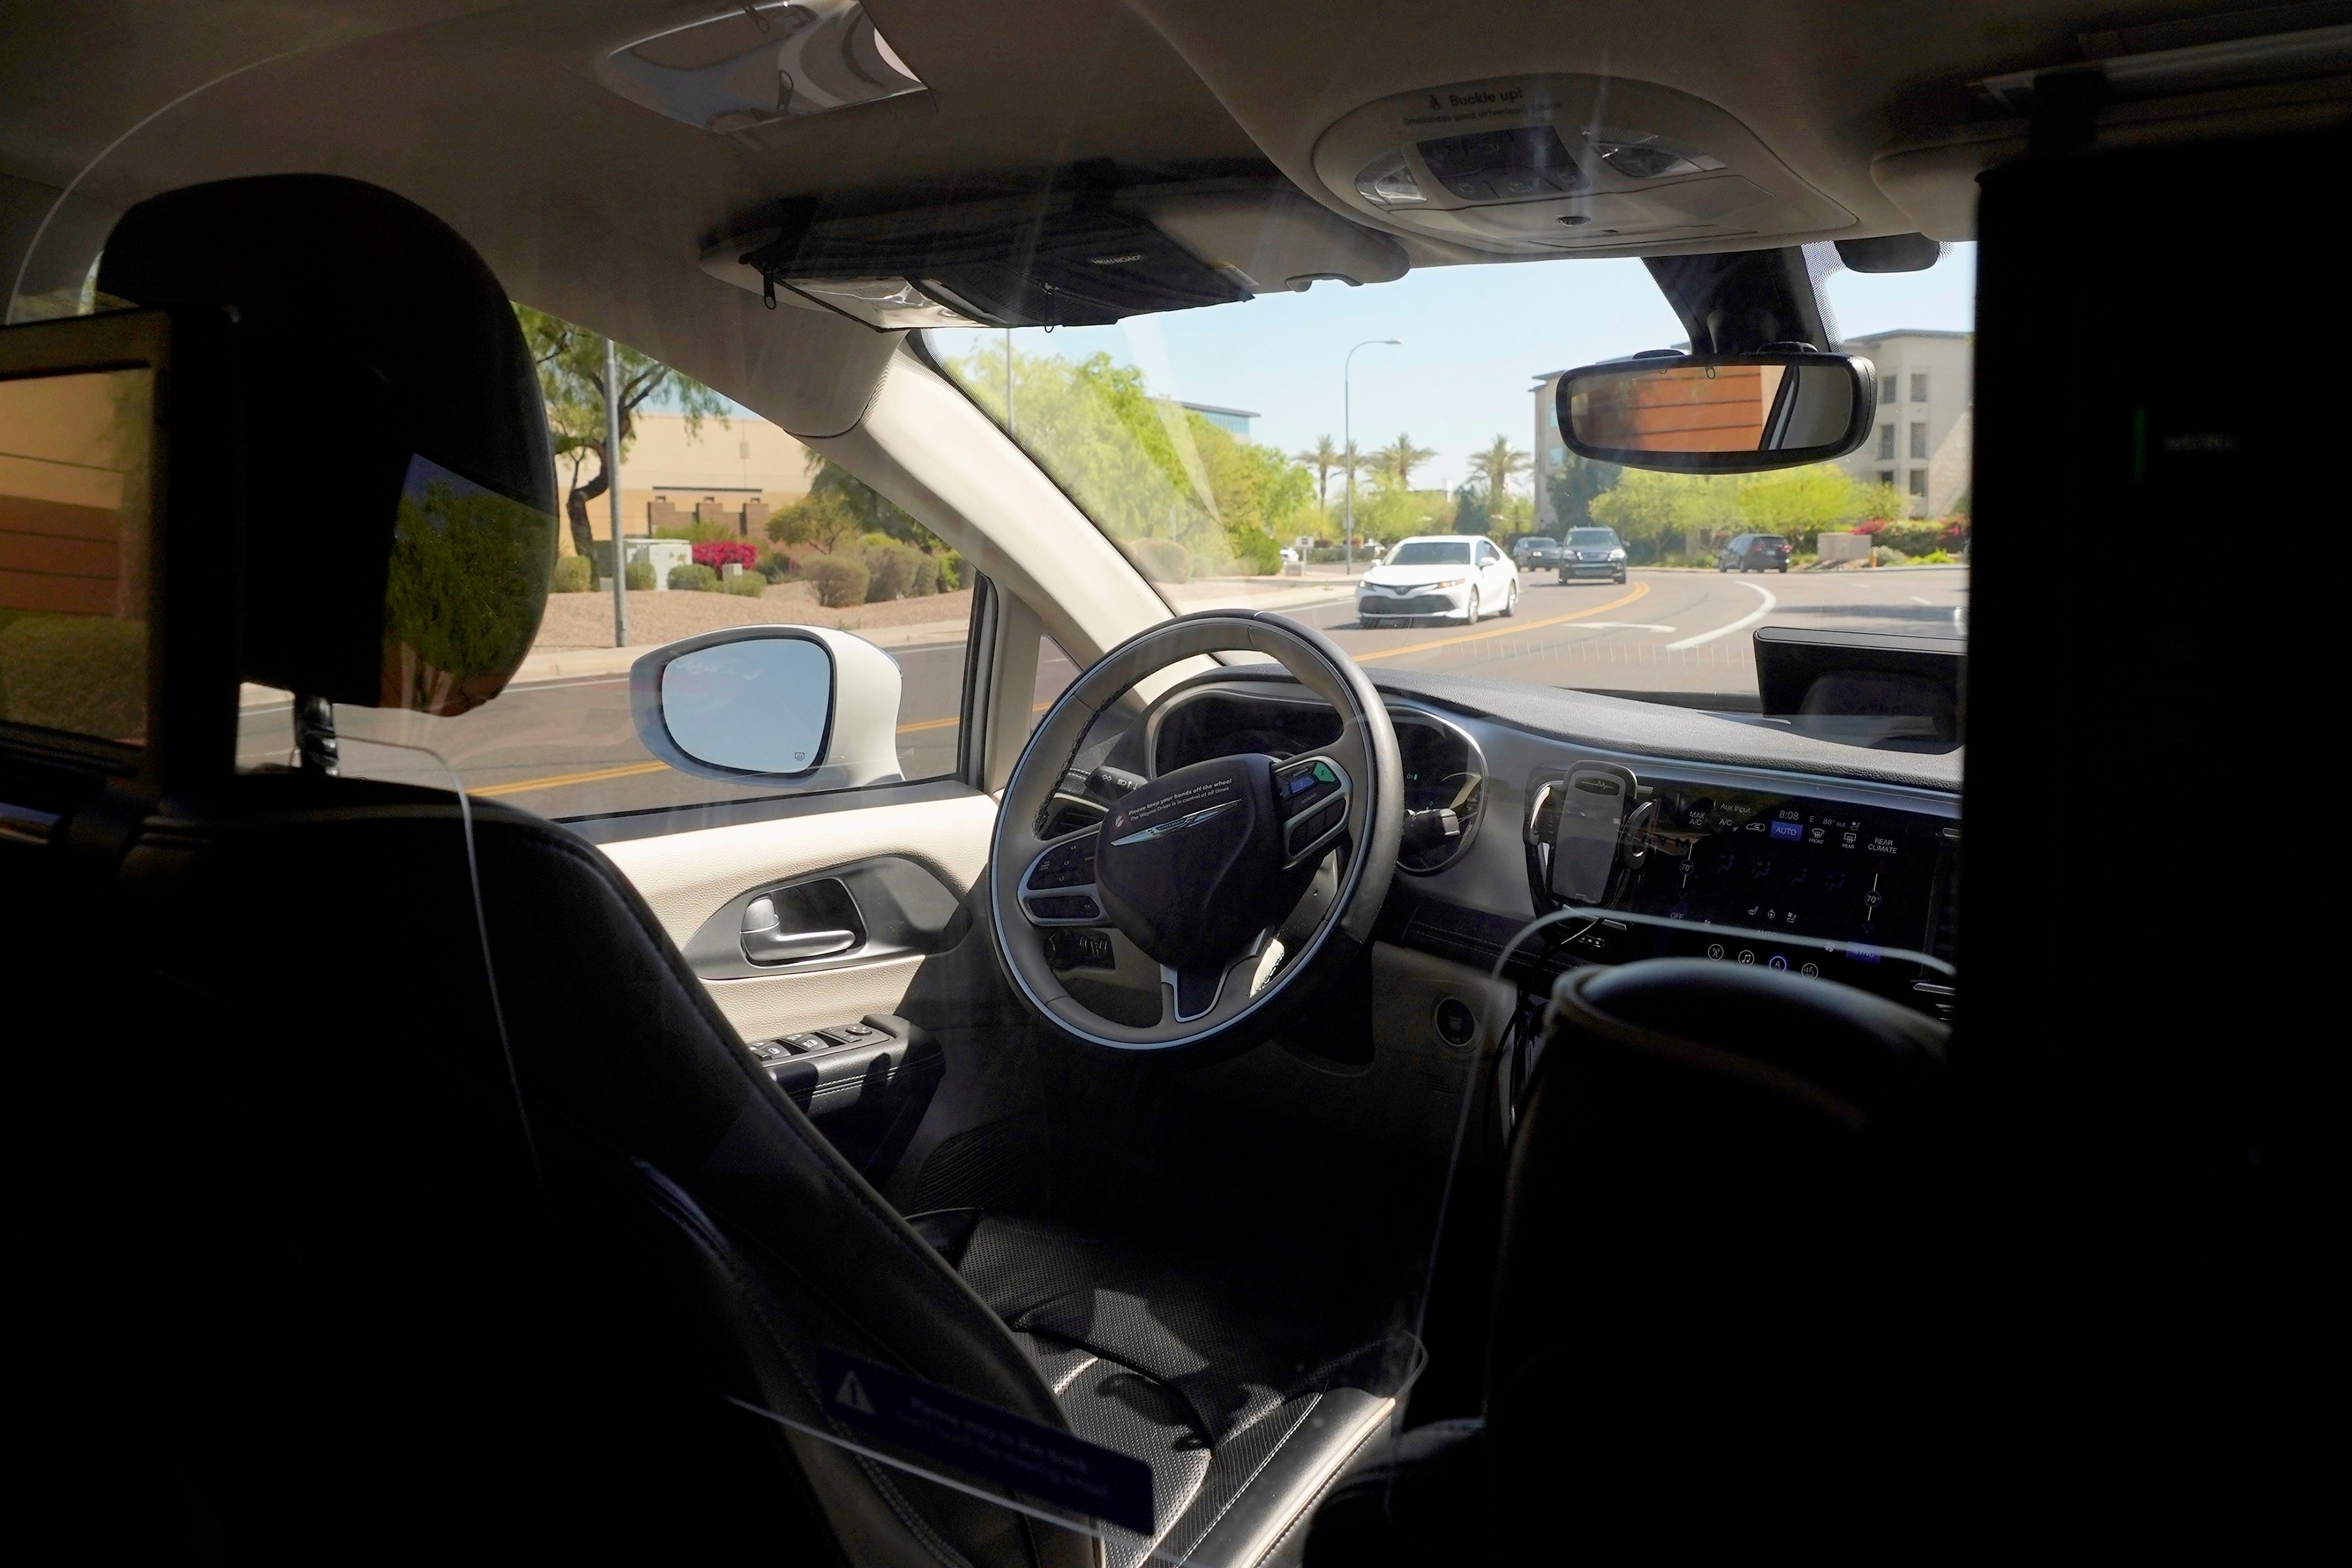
[1180,402,1258,440]
[1531,329,1972,525]
[1529,368,1573,532]
[1833,329,1972,518]
[559,409,813,546]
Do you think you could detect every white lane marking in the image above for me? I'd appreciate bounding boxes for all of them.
[1911,595,1931,606]
[1664,580,1775,650]
[1576,621,1677,632]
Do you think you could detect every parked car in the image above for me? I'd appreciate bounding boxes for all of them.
[1520,536,1563,568]
[1719,533,1793,572]
[1559,527,1628,584]
[1357,534,1519,625]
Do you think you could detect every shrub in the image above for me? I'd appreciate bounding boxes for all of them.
[862,538,928,601]
[691,539,758,571]
[906,551,939,597]
[551,555,593,593]
[804,553,870,607]
[757,551,792,583]
[722,570,768,596]
[670,563,720,592]
[0,615,146,739]
[1875,546,1910,565]
[936,549,964,592]
[624,559,655,591]
[1126,536,1192,583]
[1226,527,1282,576]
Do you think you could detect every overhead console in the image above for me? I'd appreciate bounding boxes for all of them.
[1311,74,1854,256]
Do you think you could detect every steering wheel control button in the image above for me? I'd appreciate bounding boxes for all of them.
[1028,834,1098,889]
[1737,949,1756,964]
[1044,928,1115,971]
[1707,943,1725,959]
[1026,894,1102,922]
[1432,996,1478,1047]
[1768,954,1789,970]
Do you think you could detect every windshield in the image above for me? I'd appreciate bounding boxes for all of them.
[928,248,1970,710]
[1386,540,1473,566]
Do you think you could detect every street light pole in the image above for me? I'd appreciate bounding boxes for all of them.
[1344,338,1400,575]
[605,334,628,649]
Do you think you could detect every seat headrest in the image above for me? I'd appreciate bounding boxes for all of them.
[98,175,557,713]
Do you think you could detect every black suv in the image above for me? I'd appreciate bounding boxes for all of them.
[1719,532,1791,572]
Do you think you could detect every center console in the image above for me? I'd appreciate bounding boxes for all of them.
[1523,764,1957,1017]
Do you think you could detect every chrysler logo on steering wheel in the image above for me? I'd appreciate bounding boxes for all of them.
[1109,800,1239,846]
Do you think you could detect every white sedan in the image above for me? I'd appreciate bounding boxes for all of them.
[1356,534,1519,626]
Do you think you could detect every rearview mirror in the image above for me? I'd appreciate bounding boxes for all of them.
[1558,350,1874,473]
[630,625,904,789]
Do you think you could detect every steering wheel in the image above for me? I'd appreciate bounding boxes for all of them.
[990,611,1403,1060]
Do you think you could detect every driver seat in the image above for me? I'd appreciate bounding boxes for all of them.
[31,176,1394,1564]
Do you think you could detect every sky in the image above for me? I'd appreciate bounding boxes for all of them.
[926,244,1975,497]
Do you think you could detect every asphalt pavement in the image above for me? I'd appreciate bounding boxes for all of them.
[235,566,1965,819]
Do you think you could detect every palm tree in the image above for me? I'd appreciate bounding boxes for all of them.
[1294,435,1343,510]
[1370,433,1436,491]
[1471,435,1531,504]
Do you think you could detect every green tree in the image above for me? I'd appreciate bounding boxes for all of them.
[514,305,728,579]
[1734,464,1874,549]
[938,344,1316,579]
[1546,451,1623,532]
[1469,435,1530,506]
[1369,433,1437,492]
[1294,435,1343,509]
[1590,470,1742,559]
[802,451,941,549]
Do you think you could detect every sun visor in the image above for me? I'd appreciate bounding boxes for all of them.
[700,180,1407,329]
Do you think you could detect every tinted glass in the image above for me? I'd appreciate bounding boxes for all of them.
[1387,540,1473,565]
[0,367,152,744]
[1566,529,1616,546]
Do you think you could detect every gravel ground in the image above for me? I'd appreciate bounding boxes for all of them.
[533,582,974,649]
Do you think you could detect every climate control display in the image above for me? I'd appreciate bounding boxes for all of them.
[1622,785,1948,953]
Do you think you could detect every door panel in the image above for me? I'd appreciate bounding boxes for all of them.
[599,789,998,1038]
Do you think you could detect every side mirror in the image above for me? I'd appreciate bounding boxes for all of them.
[629,626,904,789]
[1558,350,1874,473]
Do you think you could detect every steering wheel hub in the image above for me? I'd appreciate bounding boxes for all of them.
[1098,755,1311,971]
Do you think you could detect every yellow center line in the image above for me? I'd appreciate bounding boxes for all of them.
[470,759,670,798]
[1352,580,1652,662]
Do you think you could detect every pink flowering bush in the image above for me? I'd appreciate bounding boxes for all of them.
[690,540,758,570]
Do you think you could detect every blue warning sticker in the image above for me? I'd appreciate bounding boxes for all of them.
[812,1346,1156,1535]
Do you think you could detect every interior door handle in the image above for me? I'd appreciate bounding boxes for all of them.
[742,895,857,964]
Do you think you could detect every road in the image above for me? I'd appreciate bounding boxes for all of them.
[237,566,1965,819]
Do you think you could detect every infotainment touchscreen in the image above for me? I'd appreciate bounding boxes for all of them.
[1618,784,1950,953]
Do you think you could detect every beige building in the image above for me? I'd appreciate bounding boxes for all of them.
[1835,329,1972,517]
[559,410,813,547]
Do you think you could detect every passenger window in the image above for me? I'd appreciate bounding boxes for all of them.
[0,366,153,746]
[236,310,976,826]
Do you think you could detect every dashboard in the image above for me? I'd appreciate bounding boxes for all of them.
[1135,672,1959,1018]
